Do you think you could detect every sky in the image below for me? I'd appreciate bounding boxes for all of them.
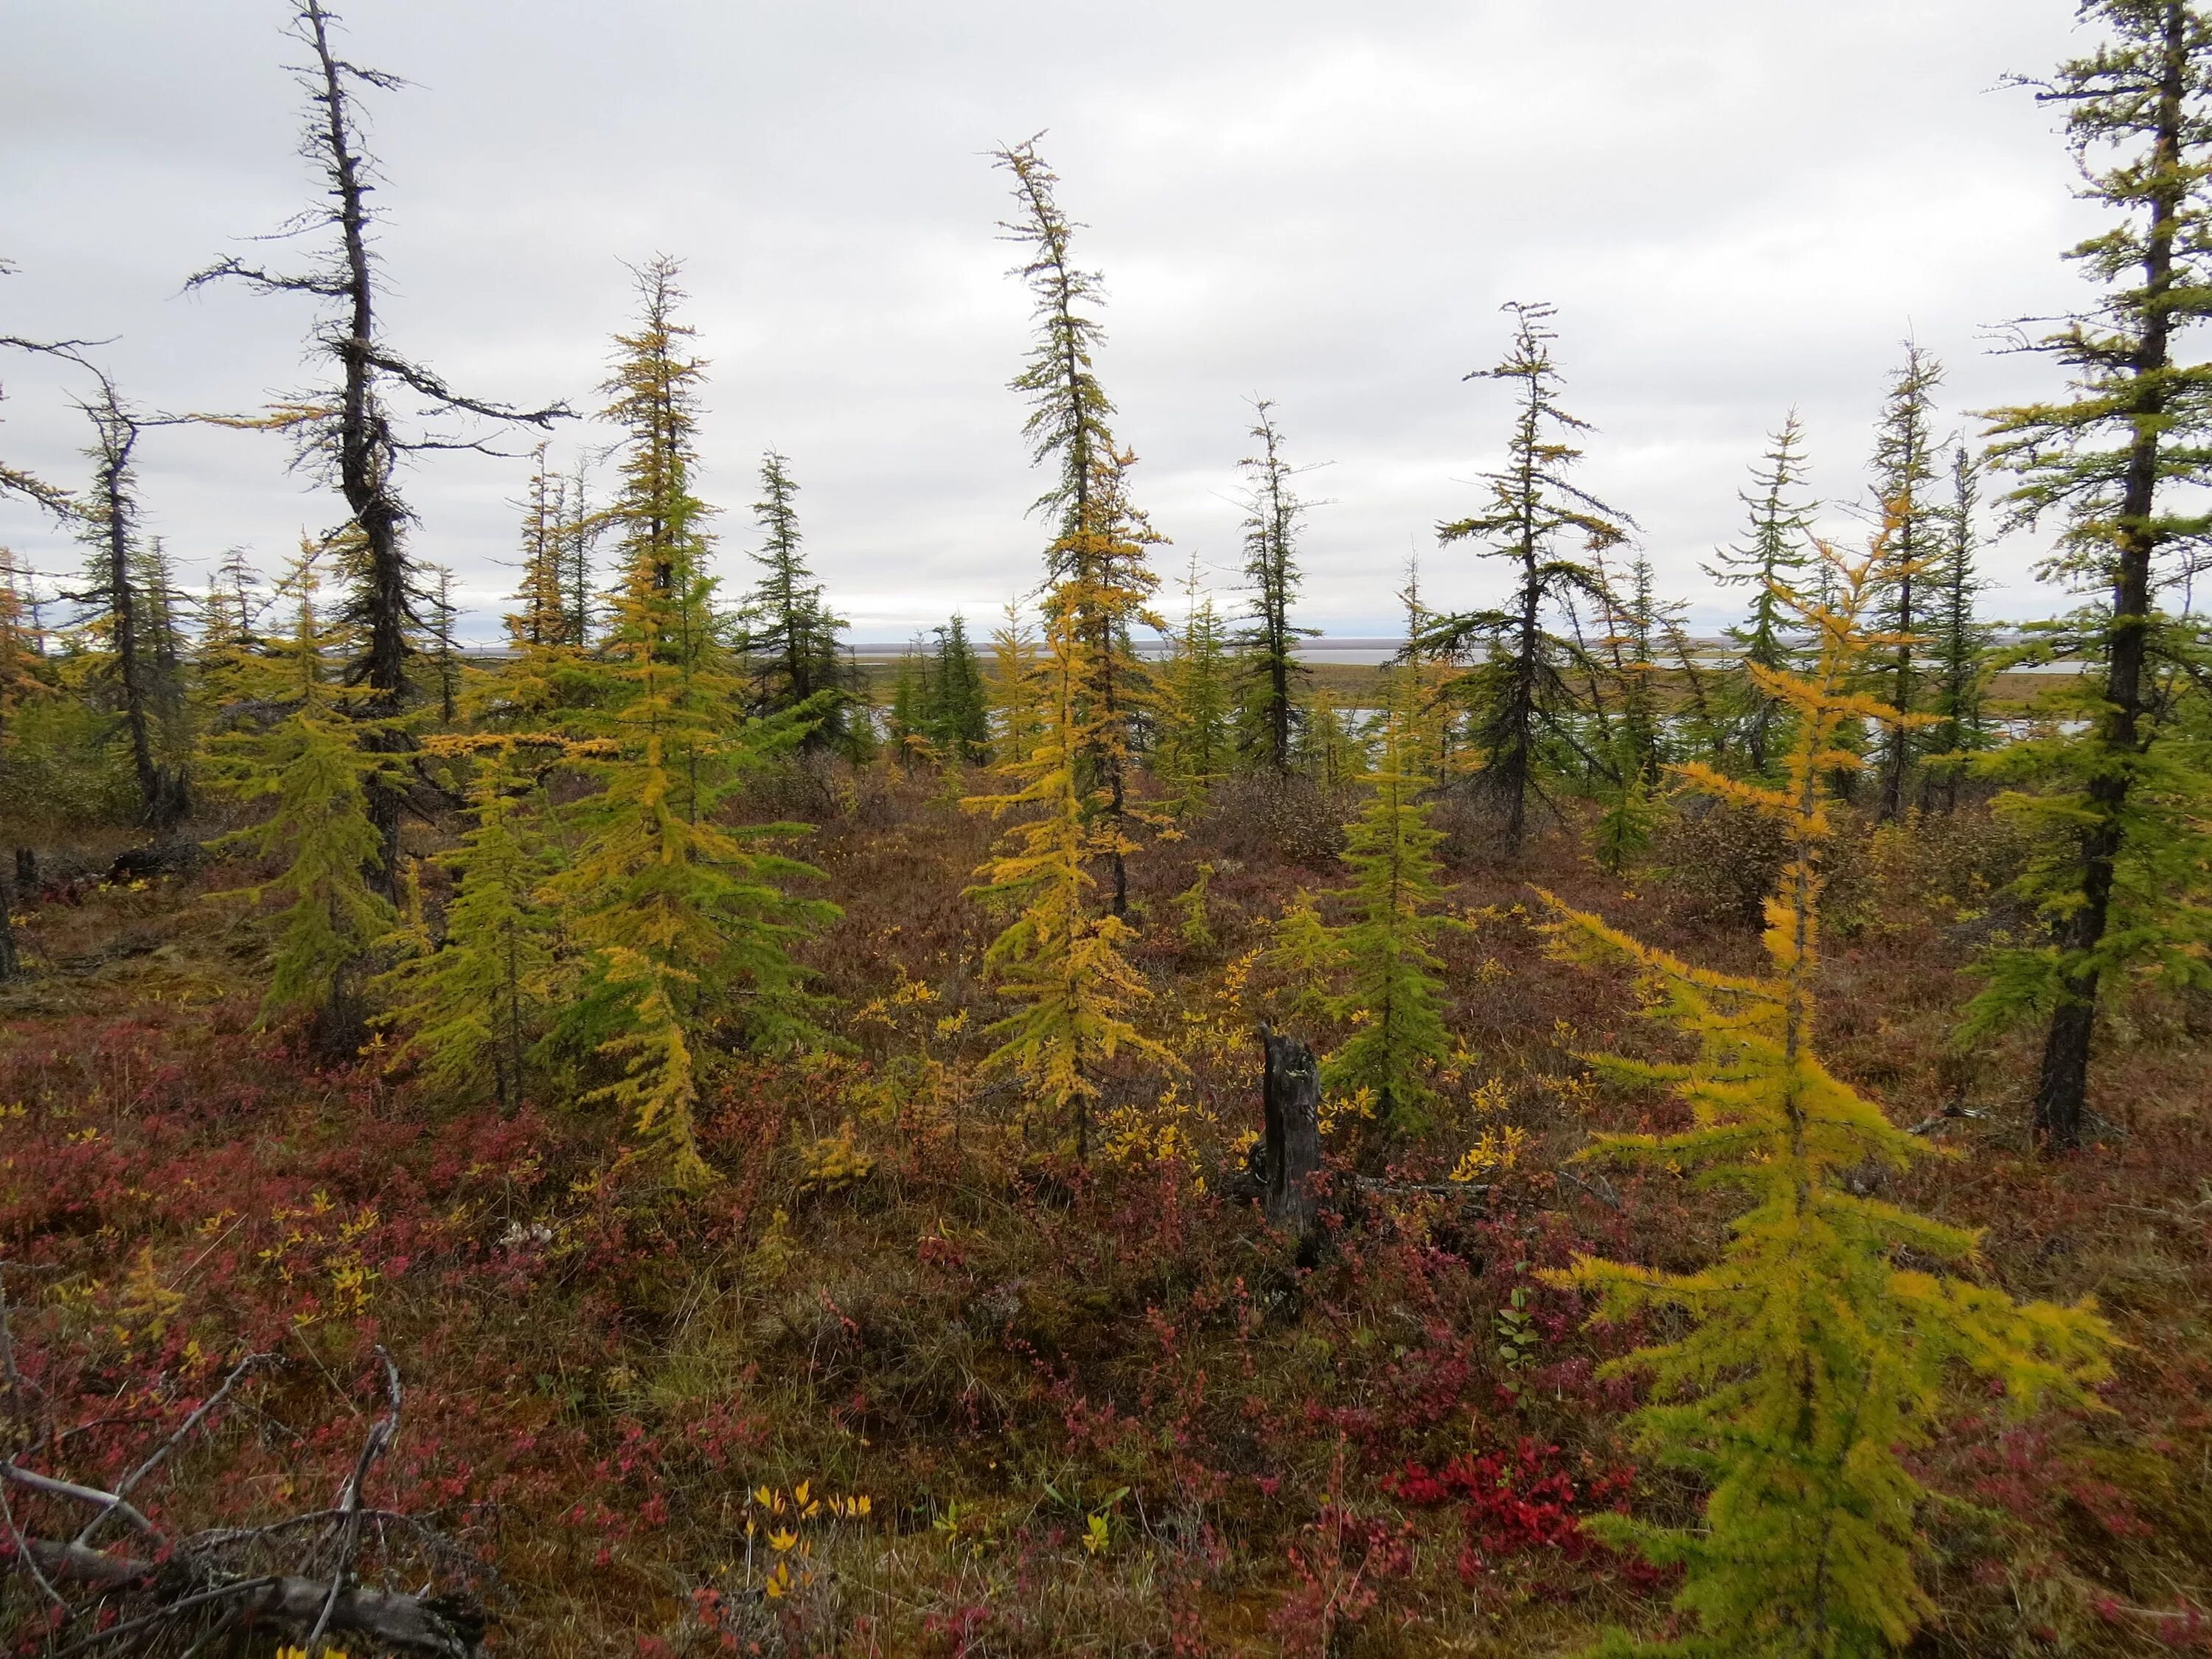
[0,0,2110,644]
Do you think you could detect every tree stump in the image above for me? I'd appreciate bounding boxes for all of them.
[1260,1026,1321,1248]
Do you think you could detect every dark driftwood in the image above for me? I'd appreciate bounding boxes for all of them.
[1260,1026,1321,1246]
[0,1320,487,1659]
[21,1539,485,1658]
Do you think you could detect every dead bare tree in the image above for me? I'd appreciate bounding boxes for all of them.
[0,1298,490,1658]
[187,1,567,893]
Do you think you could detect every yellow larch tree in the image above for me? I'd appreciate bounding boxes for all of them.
[964,594,1175,1159]
[1539,540,2112,1657]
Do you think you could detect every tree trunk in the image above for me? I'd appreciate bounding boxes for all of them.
[1261,1026,1321,1251]
[2034,0,2185,1152]
[0,864,20,981]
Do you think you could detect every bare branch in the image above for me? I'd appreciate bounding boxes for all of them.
[72,1354,272,1549]
[0,1463,160,1540]
[360,346,569,427]
[306,1346,401,1651]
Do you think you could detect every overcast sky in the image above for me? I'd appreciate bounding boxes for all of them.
[1,1,2110,642]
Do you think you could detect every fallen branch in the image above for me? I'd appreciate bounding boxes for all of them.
[22,1539,484,1658]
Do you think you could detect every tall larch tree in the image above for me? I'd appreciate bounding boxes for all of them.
[1426,301,1633,855]
[1540,544,2111,1657]
[546,259,836,1187]
[1866,341,1947,820]
[1707,414,1818,776]
[993,136,1161,916]
[1237,398,1319,772]
[1970,0,2212,1150]
[189,0,565,892]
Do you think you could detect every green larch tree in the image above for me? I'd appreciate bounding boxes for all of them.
[1969,0,2212,1150]
[372,739,554,1113]
[1586,552,1668,874]
[207,548,394,1053]
[1923,445,1993,813]
[928,613,991,765]
[1153,560,1235,812]
[1319,683,1458,1136]
[1541,545,2112,1658]
[1706,414,1818,776]
[988,601,1046,770]
[1866,341,1948,820]
[488,446,595,726]
[1236,397,1319,771]
[1426,301,1633,855]
[741,449,858,754]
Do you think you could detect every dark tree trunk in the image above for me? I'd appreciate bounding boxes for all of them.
[2034,1,2185,1152]
[302,0,410,896]
[1261,1026,1321,1251]
[0,865,19,981]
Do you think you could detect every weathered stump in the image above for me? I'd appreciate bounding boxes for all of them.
[1260,1026,1321,1250]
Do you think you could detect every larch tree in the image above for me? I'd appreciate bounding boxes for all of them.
[1866,341,1948,820]
[1586,551,1667,874]
[964,593,1175,1160]
[1154,559,1235,813]
[206,548,394,1054]
[188,0,565,891]
[1924,445,1992,813]
[1236,398,1319,772]
[989,601,1046,771]
[510,443,571,650]
[1969,0,2212,1150]
[928,615,992,765]
[742,449,858,754]
[1706,414,1818,776]
[1320,685,1458,1138]
[68,366,191,828]
[1425,301,1633,855]
[545,257,836,1187]
[489,444,592,726]
[0,547,53,980]
[372,739,554,1113]
[560,459,601,648]
[1540,544,2112,1658]
[994,136,1162,916]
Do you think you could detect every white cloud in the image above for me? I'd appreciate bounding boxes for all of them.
[0,0,2111,643]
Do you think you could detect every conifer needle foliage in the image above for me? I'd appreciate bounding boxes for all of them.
[207,550,393,1047]
[1539,546,2112,1658]
[546,258,837,1188]
[1320,695,1458,1136]
[370,740,553,1113]
[965,597,1175,1159]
